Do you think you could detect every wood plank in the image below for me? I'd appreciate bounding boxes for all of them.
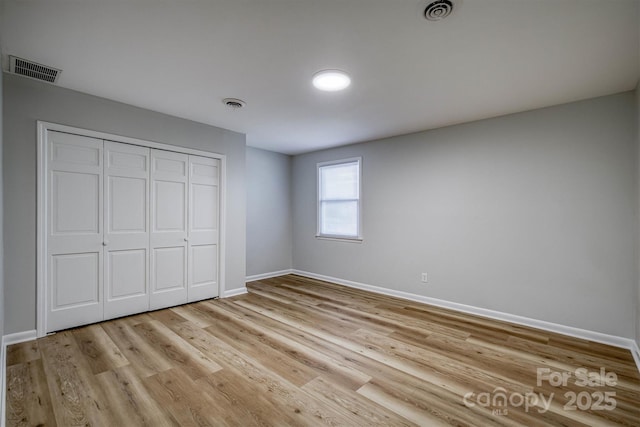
[102,319,174,378]
[206,300,372,390]
[201,310,321,387]
[170,305,215,329]
[302,376,415,426]
[5,359,55,426]
[143,368,229,426]
[6,341,40,367]
[164,320,352,425]
[72,324,129,374]
[196,368,303,426]
[132,320,223,380]
[38,331,112,426]
[357,382,453,427]
[95,365,179,426]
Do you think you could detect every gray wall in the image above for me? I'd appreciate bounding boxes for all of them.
[246,147,292,276]
[292,92,637,338]
[3,72,246,334]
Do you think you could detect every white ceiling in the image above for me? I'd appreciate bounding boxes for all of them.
[2,0,639,154]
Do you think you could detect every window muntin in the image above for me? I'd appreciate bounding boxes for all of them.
[317,158,362,240]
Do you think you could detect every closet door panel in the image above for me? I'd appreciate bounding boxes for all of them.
[108,250,146,297]
[191,244,217,286]
[154,181,186,232]
[52,172,100,235]
[153,247,186,290]
[188,156,220,301]
[52,253,100,308]
[150,149,189,309]
[104,142,150,319]
[47,131,104,332]
[109,177,146,233]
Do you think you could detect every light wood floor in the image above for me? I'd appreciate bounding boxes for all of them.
[6,275,640,426]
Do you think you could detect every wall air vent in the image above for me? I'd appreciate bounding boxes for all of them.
[9,56,61,84]
[424,0,454,21]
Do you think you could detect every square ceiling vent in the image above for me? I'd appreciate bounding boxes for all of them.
[9,55,61,84]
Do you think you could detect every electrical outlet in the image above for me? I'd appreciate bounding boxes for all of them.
[421,273,428,283]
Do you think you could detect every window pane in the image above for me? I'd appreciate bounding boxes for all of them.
[320,162,359,200]
[321,201,358,236]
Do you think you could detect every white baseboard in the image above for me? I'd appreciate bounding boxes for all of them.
[246,269,294,283]
[292,270,640,371]
[3,330,37,347]
[222,287,248,298]
[631,341,640,375]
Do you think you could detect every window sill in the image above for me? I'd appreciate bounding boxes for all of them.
[315,235,363,243]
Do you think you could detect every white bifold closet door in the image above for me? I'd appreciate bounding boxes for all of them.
[104,142,150,319]
[150,150,189,310]
[47,132,104,332]
[188,156,220,302]
[46,131,220,332]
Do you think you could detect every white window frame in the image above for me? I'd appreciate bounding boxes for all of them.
[316,157,363,242]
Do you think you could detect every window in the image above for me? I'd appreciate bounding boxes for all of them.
[317,158,362,240]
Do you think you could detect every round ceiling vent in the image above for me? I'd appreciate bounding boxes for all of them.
[424,0,454,21]
[222,98,246,109]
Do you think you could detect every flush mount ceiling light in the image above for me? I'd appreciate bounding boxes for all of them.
[424,0,454,21]
[312,70,351,92]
